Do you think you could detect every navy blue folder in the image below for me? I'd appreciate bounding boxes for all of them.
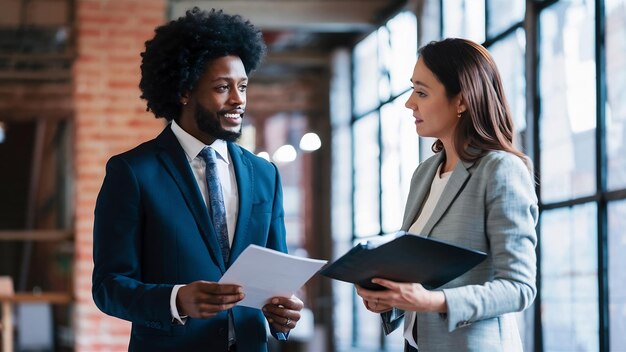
[320,232,487,290]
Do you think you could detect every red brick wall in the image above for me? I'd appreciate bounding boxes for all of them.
[72,0,166,350]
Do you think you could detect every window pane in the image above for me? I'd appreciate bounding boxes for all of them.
[354,32,379,116]
[385,322,406,350]
[605,0,626,191]
[332,126,352,242]
[539,0,596,203]
[443,0,486,44]
[381,92,419,233]
[387,11,417,96]
[355,289,382,349]
[353,113,380,237]
[331,241,356,350]
[541,203,598,352]
[487,0,525,38]
[489,29,527,151]
[377,27,391,103]
[609,199,626,351]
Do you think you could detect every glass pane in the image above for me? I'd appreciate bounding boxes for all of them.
[330,48,352,126]
[332,125,352,242]
[541,203,598,352]
[380,92,419,233]
[377,27,391,103]
[489,28,527,151]
[442,0,486,44]
[354,32,379,116]
[387,11,417,96]
[608,199,626,351]
[420,136,437,161]
[355,290,382,349]
[385,322,406,350]
[605,0,626,191]
[487,0,525,38]
[353,113,380,237]
[332,241,356,350]
[539,0,596,203]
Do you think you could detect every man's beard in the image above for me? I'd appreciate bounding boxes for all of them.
[194,103,242,142]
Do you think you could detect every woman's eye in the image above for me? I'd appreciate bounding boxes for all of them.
[239,85,248,92]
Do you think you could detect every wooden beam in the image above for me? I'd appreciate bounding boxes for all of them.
[263,51,329,67]
[170,0,391,32]
[0,292,73,304]
[0,70,71,82]
[0,230,73,241]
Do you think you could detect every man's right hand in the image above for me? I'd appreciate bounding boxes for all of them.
[176,281,244,318]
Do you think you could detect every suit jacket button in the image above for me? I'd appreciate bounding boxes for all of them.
[218,328,226,336]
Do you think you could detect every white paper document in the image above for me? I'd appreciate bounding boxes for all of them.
[218,245,327,309]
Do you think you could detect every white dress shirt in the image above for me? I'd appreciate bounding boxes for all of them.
[168,120,240,324]
[404,164,451,348]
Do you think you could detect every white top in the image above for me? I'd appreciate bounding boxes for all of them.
[404,164,451,348]
[168,120,240,324]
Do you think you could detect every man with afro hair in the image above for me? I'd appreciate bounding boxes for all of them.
[92,8,303,351]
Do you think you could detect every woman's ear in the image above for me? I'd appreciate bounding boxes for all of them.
[456,94,467,115]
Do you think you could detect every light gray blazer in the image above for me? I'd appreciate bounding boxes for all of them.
[389,150,538,351]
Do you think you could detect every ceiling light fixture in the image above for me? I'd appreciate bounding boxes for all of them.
[299,132,321,152]
[272,144,297,163]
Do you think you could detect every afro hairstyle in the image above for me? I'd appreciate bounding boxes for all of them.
[139,7,266,121]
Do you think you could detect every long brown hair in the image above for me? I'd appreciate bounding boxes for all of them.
[418,38,529,166]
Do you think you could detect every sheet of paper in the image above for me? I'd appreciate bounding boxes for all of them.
[218,245,327,309]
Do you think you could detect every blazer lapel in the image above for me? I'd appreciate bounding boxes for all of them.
[401,153,444,231]
[156,126,226,272]
[227,142,253,267]
[420,158,475,236]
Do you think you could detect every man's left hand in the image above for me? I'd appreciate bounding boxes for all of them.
[262,295,304,334]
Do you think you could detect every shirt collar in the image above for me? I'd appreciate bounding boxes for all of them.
[170,120,230,164]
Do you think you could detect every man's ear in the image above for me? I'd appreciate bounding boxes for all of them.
[180,92,190,106]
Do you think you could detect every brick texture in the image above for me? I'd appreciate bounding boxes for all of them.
[72,0,166,350]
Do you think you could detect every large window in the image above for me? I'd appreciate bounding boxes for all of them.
[333,10,417,351]
[537,0,626,351]
[333,0,626,351]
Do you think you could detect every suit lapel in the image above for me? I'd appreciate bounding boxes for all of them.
[155,126,226,272]
[227,142,253,267]
[420,158,475,236]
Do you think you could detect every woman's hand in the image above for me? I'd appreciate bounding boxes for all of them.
[355,278,447,313]
[357,288,394,313]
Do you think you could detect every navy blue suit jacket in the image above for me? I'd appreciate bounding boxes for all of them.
[92,125,287,351]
